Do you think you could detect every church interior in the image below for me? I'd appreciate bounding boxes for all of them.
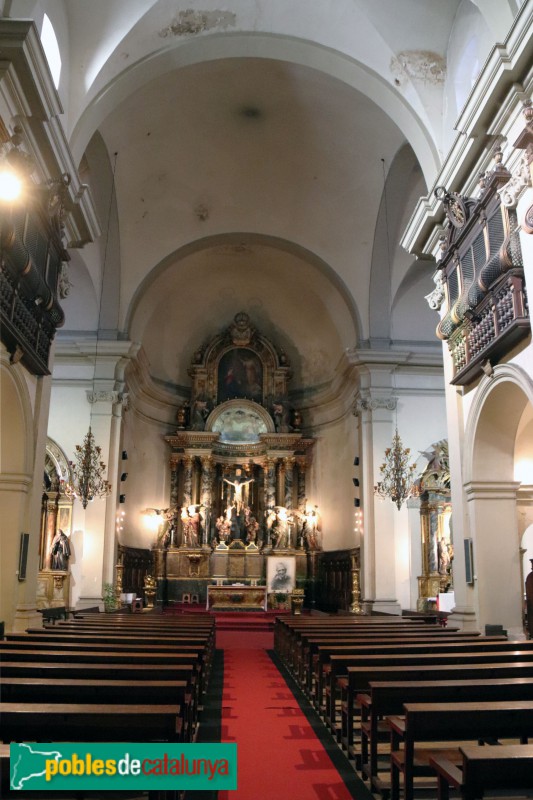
[1,1,533,797]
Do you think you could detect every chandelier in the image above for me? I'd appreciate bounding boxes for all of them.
[374,428,417,510]
[61,154,118,510]
[62,426,111,509]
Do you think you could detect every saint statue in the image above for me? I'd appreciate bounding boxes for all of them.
[50,529,71,570]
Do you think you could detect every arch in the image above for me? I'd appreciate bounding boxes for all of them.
[123,231,362,345]
[0,352,34,477]
[464,364,533,485]
[45,437,73,486]
[0,350,34,631]
[70,33,440,186]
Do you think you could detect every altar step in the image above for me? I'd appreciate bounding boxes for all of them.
[214,612,285,631]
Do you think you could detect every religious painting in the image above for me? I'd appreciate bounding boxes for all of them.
[267,556,296,594]
[218,348,263,403]
[212,405,268,443]
[57,504,72,535]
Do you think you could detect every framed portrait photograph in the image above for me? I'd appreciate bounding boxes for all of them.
[267,556,296,594]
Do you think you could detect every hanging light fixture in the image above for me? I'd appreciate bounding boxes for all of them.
[371,159,418,511]
[62,429,111,508]
[374,428,417,510]
[61,154,118,509]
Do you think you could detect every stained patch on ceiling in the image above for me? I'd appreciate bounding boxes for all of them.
[390,50,446,87]
[159,9,236,37]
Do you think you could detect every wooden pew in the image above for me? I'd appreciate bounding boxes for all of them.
[325,648,533,729]
[274,616,433,662]
[1,639,210,676]
[430,744,533,800]
[0,702,184,743]
[389,700,533,800]
[278,622,473,676]
[288,628,471,679]
[357,678,533,796]
[0,677,195,742]
[0,649,203,719]
[295,630,488,685]
[306,635,506,700]
[337,660,533,760]
[37,605,71,623]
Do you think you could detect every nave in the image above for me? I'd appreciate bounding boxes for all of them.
[3,609,533,799]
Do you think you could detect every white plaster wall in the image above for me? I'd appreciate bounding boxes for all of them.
[119,409,174,550]
[299,414,358,553]
[443,0,494,153]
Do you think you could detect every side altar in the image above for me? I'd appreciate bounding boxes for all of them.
[151,313,320,606]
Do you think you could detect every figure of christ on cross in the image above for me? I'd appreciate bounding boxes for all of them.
[223,470,254,513]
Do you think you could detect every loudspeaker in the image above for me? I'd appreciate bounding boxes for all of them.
[464,538,474,584]
[354,498,360,508]
[18,532,29,581]
[352,478,360,487]
[354,457,360,466]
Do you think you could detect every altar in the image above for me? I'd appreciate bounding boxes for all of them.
[206,584,267,611]
[151,313,320,600]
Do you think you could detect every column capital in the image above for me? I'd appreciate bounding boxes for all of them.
[353,390,397,416]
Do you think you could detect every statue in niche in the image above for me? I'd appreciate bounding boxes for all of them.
[295,504,321,551]
[215,515,231,545]
[271,507,290,549]
[181,505,201,548]
[50,529,71,570]
[272,400,291,433]
[156,506,178,548]
[438,537,453,575]
[190,397,210,431]
[244,507,259,544]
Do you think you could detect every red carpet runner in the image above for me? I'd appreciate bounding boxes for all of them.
[217,646,364,800]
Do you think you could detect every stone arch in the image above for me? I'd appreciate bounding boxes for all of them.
[464,364,533,485]
[123,231,362,348]
[0,351,34,630]
[462,363,533,635]
[70,33,440,186]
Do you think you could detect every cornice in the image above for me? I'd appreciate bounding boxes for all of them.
[401,0,533,258]
[0,20,99,245]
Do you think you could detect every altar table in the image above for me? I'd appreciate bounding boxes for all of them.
[206,585,267,611]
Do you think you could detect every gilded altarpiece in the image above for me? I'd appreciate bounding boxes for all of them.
[152,313,318,605]
[37,440,73,609]
[416,441,453,611]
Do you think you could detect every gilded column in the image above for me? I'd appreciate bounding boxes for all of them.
[265,458,277,511]
[296,458,307,513]
[42,494,59,570]
[170,458,180,509]
[182,456,193,508]
[200,456,214,546]
[264,458,277,548]
[277,459,285,507]
[284,456,295,510]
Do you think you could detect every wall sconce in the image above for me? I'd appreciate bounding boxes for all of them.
[121,472,128,481]
[119,494,126,504]
[0,126,34,203]
[122,450,128,460]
